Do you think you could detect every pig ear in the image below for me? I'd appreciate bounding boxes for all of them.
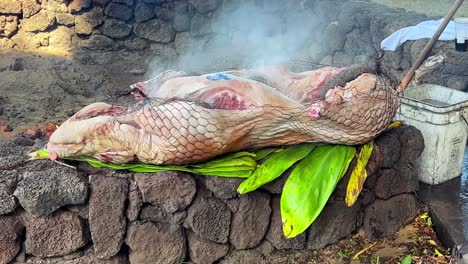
[72,103,126,120]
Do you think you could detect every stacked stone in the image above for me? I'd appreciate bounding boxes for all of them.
[0,125,424,264]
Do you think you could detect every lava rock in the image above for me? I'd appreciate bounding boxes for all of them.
[0,170,18,215]
[323,21,346,52]
[134,19,175,43]
[22,0,41,18]
[69,0,91,13]
[92,0,111,6]
[202,176,242,200]
[112,0,134,6]
[190,13,211,36]
[124,38,148,50]
[0,0,22,14]
[14,167,88,216]
[82,34,115,50]
[307,201,361,249]
[89,175,128,259]
[154,6,174,21]
[135,172,196,213]
[48,26,73,50]
[21,10,56,32]
[220,249,267,264]
[230,192,271,249]
[266,197,306,250]
[364,194,419,238]
[0,215,24,264]
[126,221,186,264]
[261,170,290,194]
[126,179,142,222]
[187,230,229,264]
[25,211,88,257]
[105,3,133,21]
[0,16,18,38]
[56,13,75,26]
[173,12,191,32]
[75,7,104,35]
[189,0,221,13]
[375,163,419,199]
[375,132,400,169]
[0,155,25,170]
[185,196,231,243]
[391,126,425,162]
[134,2,155,23]
[101,18,133,38]
[143,0,165,4]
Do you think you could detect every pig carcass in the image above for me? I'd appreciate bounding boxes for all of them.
[46,66,399,165]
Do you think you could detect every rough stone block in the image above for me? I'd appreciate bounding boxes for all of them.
[14,167,88,216]
[0,170,18,214]
[0,215,24,264]
[75,7,103,35]
[154,6,174,21]
[189,0,221,14]
[89,175,128,259]
[185,196,231,243]
[202,176,242,200]
[126,179,142,222]
[375,163,419,199]
[391,126,425,162]
[112,0,134,6]
[134,2,155,23]
[307,201,361,250]
[375,132,400,169]
[0,0,22,14]
[105,3,133,21]
[0,15,18,38]
[266,197,306,250]
[126,221,186,264]
[220,250,267,264]
[22,0,41,18]
[69,0,91,14]
[101,18,133,38]
[187,230,229,264]
[135,172,196,213]
[25,211,88,257]
[56,13,75,26]
[82,34,115,50]
[92,0,111,6]
[364,194,419,238]
[173,13,191,32]
[21,10,56,32]
[134,19,175,43]
[230,192,271,249]
[124,37,148,51]
[190,13,211,36]
[49,26,74,50]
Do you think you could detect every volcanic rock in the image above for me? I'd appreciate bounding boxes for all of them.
[134,19,175,43]
[105,3,133,21]
[0,215,24,264]
[100,18,133,38]
[0,170,18,215]
[0,0,22,14]
[187,230,229,264]
[134,2,155,23]
[21,11,56,32]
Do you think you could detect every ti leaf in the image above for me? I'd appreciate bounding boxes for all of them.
[281,144,356,238]
[400,255,412,264]
[237,144,316,194]
[345,141,374,206]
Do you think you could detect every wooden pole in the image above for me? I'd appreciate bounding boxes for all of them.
[396,0,465,93]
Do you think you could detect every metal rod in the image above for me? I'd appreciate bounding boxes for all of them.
[396,0,465,93]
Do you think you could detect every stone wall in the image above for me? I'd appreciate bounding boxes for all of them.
[0,125,424,264]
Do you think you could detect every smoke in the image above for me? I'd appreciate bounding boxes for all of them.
[148,0,328,76]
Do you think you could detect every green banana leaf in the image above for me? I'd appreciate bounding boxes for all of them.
[29,149,257,178]
[237,144,316,194]
[281,144,356,238]
[252,148,280,161]
[346,141,374,207]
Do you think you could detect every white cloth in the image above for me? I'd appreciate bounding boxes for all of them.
[380,18,456,51]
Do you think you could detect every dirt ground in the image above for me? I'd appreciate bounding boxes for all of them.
[312,210,454,264]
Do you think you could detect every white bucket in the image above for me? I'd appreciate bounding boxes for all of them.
[454,17,468,44]
[395,84,468,185]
